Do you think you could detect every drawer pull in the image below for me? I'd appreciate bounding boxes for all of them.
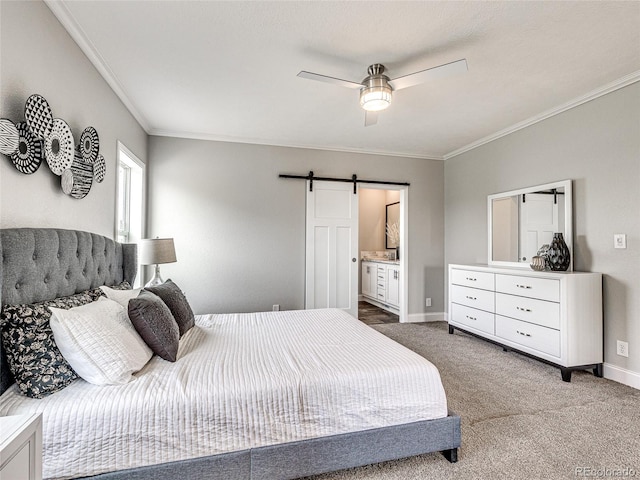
[516,306,532,312]
[465,315,477,321]
[465,295,477,300]
[466,277,477,281]
[516,284,532,289]
[516,330,532,337]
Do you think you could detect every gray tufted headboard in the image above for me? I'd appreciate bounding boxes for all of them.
[0,228,137,395]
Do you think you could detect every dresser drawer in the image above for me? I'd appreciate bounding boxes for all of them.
[496,315,560,358]
[496,293,560,330]
[451,303,495,335]
[451,285,495,312]
[376,289,386,301]
[451,268,495,291]
[495,274,559,302]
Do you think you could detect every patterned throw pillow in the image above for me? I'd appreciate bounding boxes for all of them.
[0,289,105,398]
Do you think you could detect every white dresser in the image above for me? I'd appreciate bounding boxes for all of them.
[0,414,42,480]
[448,264,603,382]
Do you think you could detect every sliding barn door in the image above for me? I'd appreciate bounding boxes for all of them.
[305,181,358,317]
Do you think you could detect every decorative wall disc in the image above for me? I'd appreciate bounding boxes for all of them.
[93,154,106,183]
[0,118,19,155]
[79,126,99,164]
[10,122,44,174]
[61,169,74,195]
[44,118,74,175]
[24,94,54,139]
[61,148,93,198]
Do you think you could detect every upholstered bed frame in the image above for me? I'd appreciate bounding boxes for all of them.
[0,228,461,480]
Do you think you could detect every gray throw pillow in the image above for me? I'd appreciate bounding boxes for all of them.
[0,289,104,398]
[128,290,180,362]
[145,279,195,337]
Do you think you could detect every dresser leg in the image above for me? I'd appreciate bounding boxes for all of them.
[448,325,454,334]
[593,364,603,378]
[561,368,572,382]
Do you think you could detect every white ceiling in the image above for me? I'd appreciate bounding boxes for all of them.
[47,0,640,160]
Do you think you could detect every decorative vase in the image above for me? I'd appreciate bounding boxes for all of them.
[530,256,546,271]
[547,233,570,271]
[395,246,400,260]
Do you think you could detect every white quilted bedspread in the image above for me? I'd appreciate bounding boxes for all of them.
[0,309,447,479]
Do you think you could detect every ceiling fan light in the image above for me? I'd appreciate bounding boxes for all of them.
[360,85,392,111]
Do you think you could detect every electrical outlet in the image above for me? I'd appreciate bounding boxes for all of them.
[272,304,280,311]
[614,234,627,249]
[425,298,432,307]
[617,340,629,357]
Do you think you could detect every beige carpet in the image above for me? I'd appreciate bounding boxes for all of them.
[306,322,640,480]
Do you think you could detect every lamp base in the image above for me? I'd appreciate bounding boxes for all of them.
[145,264,165,287]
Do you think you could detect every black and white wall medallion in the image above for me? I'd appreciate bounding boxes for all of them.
[44,118,74,175]
[24,94,54,139]
[93,154,106,183]
[2,93,106,198]
[61,148,93,199]
[10,122,44,174]
[79,126,99,164]
[0,118,19,156]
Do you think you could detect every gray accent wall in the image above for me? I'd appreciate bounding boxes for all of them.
[148,136,444,317]
[0,1,147,237]
[445,82,640,375]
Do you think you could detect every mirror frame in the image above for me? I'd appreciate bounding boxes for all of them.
[487,179,573,271]
[385,202,400,249]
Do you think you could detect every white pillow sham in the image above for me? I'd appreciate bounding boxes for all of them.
[49,297,153,385]
[99,285,142,307]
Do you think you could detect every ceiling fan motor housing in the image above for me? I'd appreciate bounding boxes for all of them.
[360,64,393,111]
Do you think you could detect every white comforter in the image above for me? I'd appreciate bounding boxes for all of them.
[0,309,447,479]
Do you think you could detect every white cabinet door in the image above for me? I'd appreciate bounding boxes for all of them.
[362,262,374,298]
[386,266,400,307]
[305,181,358,317]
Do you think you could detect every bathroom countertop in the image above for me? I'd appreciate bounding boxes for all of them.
[361,257,400,265]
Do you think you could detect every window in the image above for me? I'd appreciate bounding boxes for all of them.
[116,142,144,243]
[116,142,145,285]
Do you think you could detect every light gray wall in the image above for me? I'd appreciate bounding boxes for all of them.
[148,136,444,316]
[0,1,147,237]
[445,82,640,374]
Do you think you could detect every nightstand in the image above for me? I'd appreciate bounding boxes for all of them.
[0,414,42,480]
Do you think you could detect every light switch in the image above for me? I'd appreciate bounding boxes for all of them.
[614,234,627,249]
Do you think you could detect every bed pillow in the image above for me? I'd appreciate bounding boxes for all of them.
[99,285,142,308]
[0,289,103,398]
[128,290,180,362]
[145,279,195,337]
[49,298,152,385]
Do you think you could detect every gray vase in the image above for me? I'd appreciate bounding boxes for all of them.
[547,233,570,271]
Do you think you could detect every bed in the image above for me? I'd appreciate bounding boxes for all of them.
[0,228,460,480]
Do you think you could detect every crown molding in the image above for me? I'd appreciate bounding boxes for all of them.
[149,128,444,160]
[44,0,151,132]
[443,70,640,160]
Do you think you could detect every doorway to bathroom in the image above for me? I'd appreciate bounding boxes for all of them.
[358,186,407,322]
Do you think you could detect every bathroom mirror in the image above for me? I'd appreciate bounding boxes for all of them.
[385,202,400,248]
[488,179,573,270]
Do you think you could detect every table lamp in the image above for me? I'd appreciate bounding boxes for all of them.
[139,238,177,287]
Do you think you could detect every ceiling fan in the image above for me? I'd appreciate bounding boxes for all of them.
[297,59,468,126]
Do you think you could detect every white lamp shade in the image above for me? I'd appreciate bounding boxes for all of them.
[139,238,177,265]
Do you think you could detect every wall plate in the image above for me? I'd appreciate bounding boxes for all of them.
[614,234,627,249]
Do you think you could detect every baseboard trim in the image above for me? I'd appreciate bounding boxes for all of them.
[404,312,446,323]
[603,363,640,390]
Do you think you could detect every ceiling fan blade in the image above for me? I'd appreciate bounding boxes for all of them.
[297,71,363,89]
[388,58,468,91]
[364,111,378,127]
